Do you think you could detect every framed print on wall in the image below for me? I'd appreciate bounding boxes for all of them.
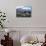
[16,6,32,17]
[15,0,32,27]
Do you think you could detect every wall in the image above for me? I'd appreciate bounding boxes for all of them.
[0,0,46,27]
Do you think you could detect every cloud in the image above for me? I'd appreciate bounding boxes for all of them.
[22,7,31,10]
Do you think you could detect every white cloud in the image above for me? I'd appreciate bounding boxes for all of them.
[22,7,31,10]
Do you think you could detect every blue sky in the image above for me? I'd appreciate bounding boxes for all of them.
[16,6,32,11]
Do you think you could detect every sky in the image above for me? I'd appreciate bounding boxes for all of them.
[16,6,32,10]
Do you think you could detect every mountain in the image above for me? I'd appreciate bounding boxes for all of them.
[16,7,31,14]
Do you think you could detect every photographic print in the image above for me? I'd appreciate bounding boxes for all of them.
[16,6,32,17]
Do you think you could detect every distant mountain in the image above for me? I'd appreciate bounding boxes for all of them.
[16,8,23,13]
[16,8,31,14]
